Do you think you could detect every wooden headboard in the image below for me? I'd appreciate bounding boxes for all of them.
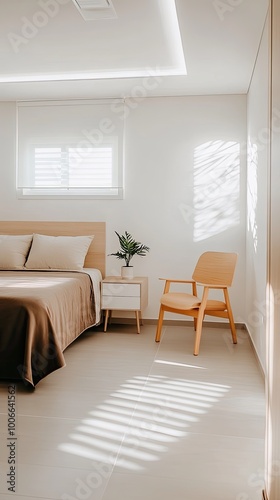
[0,221,106,277]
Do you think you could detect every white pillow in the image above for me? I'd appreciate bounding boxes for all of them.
[25,234,94,270]
[0,234,33,269]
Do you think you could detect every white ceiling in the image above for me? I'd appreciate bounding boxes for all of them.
[0,0,269,101]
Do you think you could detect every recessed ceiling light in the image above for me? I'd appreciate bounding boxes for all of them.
[75,0,110,8]
[72,0,117,20]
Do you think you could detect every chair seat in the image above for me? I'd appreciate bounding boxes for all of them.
[205,299,227,311]
[161,293,200,309]
[160,292,226,311]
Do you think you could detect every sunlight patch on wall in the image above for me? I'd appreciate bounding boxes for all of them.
[193,140,240,242]
[247,140,258,253]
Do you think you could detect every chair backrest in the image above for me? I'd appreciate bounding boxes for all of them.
[192,251,237,286]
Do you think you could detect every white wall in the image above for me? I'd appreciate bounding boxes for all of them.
[0,94,247,321]
[246,11,270,371]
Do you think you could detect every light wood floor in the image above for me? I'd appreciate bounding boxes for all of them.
[0,323,265,500]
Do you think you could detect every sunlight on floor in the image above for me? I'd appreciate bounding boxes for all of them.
[155,359,206,369]
[58,375,230,471]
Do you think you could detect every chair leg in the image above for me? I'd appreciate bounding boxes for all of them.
[224,289,237,344]
[155,306,164,342]
[228,313,237,344]
[193,288,209,355]
[193,315,203,356]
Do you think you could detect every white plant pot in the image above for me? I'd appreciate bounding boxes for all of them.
[121,266,134,279]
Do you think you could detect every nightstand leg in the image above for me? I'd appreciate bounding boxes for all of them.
[108,310,112,325]
[104,310,110,332]
[139,311,143,326]
[135,311,141,334]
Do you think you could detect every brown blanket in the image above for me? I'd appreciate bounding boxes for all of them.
[0,270,97,387]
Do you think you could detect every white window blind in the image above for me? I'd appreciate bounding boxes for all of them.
[16,100,124,198]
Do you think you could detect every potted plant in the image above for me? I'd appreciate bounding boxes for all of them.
[109,231,150,279]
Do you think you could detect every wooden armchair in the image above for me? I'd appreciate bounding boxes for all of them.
[155,251,238,355]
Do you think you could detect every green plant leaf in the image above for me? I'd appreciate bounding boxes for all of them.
[108,231,150,266]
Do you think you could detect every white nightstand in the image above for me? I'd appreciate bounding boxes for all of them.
[101,276,148,333]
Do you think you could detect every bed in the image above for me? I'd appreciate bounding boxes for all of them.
[0,221,106,388]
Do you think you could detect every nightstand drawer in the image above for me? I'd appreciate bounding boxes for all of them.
[101,295,141,310]
[102,283,140,297]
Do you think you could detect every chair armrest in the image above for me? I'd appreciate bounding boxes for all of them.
[159,278,196,295]
[159,278,195,283]
[196,282,228,289]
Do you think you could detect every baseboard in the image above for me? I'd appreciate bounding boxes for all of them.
[150,318,246,329]
[105,316,246,330]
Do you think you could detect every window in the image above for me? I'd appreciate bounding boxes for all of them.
[17,100,124,199]
[29,140,117,196]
